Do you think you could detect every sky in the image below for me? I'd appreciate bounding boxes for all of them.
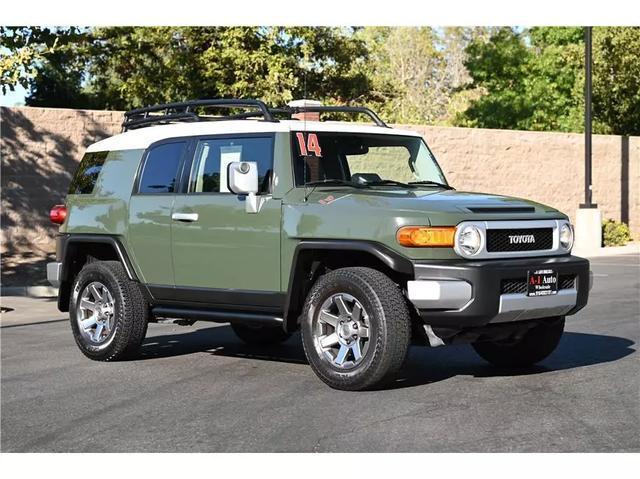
[1,85,28,106]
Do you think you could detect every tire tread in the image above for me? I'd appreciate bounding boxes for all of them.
[301,267,410,391]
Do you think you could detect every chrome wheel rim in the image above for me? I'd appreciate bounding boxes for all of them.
[313,293,371,369]
[76,281,115,344]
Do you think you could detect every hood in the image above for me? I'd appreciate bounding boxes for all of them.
[282,187,566,261]
[289,187,562,220]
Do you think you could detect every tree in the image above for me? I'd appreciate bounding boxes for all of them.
[457,26,640,136]
[1,27,373,111]
[3,26,638,135]
[0,27,80,95]
[592,27,640,136]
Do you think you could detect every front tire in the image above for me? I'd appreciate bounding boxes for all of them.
[472,317,565,367]
[69,260,148,361]
[301,267,411,391]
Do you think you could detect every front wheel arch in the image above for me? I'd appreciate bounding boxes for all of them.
[283,241,414,333]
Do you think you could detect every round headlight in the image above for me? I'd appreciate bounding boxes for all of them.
[457,225,482,256]
[560,223,574,250]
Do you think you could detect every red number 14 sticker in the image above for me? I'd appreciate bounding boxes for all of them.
[296,132,322,157]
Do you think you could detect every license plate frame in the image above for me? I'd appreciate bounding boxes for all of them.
[526,269,558,297]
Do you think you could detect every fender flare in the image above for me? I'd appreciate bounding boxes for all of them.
[282,240,414,332]
[56,234,139,311]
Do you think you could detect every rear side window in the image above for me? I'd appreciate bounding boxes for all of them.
[68,151,108,194]
[138,142,186,194]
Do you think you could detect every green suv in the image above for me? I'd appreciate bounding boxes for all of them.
[47,99,591,390]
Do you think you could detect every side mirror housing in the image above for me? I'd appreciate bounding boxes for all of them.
[227,161,263,214]
[228,161,258,195]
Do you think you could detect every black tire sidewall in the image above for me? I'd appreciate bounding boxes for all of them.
[301,267,409,390]
[69,262,130,359]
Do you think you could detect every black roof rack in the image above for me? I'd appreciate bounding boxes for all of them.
[121,99,389,131]
[280,105,389,128]
[122,99,277,131]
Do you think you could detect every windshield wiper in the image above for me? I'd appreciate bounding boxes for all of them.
[408,180,455,190]
[304,179,368,188]
[365,179,417,189]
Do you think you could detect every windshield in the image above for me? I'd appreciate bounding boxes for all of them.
[291,132,448,188]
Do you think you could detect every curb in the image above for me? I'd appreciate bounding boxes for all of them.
[1,286,59,298]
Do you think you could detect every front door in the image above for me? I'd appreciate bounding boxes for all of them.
[170,135,282,308]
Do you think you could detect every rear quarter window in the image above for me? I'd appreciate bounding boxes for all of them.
[68,151,109,194]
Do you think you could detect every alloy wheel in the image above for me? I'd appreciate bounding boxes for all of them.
[76,281,116,344]
[313,293,371,369]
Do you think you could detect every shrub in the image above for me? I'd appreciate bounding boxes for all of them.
[602,219,632,247]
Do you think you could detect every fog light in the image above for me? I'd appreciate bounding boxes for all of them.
[457,225,482,256]
[560,223,574,250]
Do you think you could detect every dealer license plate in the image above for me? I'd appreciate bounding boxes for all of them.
[527,269,558,297]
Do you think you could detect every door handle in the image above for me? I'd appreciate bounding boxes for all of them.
[171,212,199,222]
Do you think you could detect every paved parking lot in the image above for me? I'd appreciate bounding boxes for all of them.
[1,254,638,452]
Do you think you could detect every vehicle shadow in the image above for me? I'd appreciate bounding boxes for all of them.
[138,325,635,389]
[389,331,636,390]
[138,325,307,364]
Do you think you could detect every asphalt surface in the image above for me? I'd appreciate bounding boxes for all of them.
[1,254,639,452]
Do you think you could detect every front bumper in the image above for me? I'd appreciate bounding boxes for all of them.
[407,255,590,328]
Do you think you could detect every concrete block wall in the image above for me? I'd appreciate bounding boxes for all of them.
[1,107,123,285]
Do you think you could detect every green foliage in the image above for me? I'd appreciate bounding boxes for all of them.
[456,27,583,132]
[1,27,77,95]
[455,28,532,130]
[592,27,640,136]
[602,219,632,247]
[2,27,372,111]
[1,26,638,136]
[357,26,490,125]
[457,26,640,136]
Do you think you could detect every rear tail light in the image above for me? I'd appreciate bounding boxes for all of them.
[50,205,67,225]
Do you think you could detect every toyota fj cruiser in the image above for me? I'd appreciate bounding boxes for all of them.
[47,99,591,390]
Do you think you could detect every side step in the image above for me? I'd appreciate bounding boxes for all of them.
[151,306,283,326]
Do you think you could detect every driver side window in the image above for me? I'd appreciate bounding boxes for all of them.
[189,136,274,194]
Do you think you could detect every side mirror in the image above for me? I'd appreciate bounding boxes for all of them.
[228,161,258,195]
[227,161,262,214]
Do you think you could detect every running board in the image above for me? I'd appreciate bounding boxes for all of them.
[151,306,284,326]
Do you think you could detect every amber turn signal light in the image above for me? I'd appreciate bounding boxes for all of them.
[50,204,67,225]
[397,226,455,247]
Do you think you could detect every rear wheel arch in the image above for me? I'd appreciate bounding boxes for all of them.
[283,241,414,333]
[57,235,139,312]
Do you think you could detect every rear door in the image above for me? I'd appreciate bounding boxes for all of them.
[127,141,188,286]
[170,134,282,306]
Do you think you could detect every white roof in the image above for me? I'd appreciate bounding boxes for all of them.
[86,119,422,152]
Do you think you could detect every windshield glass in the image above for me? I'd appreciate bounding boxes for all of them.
[291,132,448,187]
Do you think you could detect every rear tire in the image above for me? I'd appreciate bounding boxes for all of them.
[230,323,291,345]
[69,261,148,361]
[301,267,411,391]
[472,317,565,367]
